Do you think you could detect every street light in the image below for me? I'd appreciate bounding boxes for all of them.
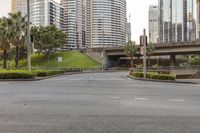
[27,0,31,70]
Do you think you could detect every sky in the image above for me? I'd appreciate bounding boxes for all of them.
[0,0,157,43]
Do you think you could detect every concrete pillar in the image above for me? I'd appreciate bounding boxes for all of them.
[170,53,176,67]
[101,51,107,69]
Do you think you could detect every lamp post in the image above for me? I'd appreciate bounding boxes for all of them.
[27,0,31,70]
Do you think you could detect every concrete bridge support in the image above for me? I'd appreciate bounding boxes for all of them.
[170,53,176,67]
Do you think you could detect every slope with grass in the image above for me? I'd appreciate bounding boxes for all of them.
[18,51,101,69]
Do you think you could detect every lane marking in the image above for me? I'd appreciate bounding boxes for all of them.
[111,96,121,99]
[133,98,149,101]
[89,77,94,80]
[168,99,185,102]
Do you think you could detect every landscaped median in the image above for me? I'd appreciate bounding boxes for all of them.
[0,70,65,80]
[129,71,176,81]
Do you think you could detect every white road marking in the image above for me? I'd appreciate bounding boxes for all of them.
[133,98,149,101]
[168,99,185,102]
[111,96,121,99]
[195,85,200,87]
[89,77,94,80]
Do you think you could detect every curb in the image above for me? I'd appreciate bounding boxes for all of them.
[127,75,198,84]
[0,71,120,82]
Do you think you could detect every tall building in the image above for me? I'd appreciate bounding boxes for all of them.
[11,0,27,15]
[11,0,17,13]
[149,5,158,43]
[61,0,127,49]
[31,0,64,28]
[126,15,132,42]
[11,0,63,29]
[158,0,195,43]
[61,0,87,49]
[91,0,127,48]
[197,2,200,39]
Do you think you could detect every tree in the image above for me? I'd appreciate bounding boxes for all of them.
[8,11,27,68]
[146,42,155,67]
[31,25,66,61]
[0,17,12,69]
[124,41,137,68]
[188,55,200,65]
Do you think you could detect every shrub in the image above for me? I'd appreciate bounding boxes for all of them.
[130,71,176,81]
[32,70,65,77]
[158,71,171,75]
[149,73,176,81]
[0,70,35,79]
[131,72,144,78]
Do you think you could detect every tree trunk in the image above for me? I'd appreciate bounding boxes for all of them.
[15,46,19,68]
[3,50,7,69]
[130,56,133,68]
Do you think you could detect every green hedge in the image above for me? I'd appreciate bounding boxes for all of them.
[32,70,65,77]
[0,71,35,79]
[148,73,176,80]
[0,70,65,79]
[130,71,176,81]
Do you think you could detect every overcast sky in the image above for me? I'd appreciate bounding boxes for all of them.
[0,0,157,43]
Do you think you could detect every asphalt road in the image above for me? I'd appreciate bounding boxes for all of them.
[0,72,200,133]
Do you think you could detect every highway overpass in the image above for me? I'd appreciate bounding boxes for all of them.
[86,42,200,67]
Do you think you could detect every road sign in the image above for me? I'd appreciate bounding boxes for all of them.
[58,57,63,62]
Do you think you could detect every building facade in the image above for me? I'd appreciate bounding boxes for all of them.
[11,0,27,15]
[11,0,63,29]
[11,0,17,13]
[31,0,64,28]
[61,0,89,49]
[149,5,158,43]
[126,15,132,42]
[197,2,200,39]
[91,0,127,48]
[158,0,195,43]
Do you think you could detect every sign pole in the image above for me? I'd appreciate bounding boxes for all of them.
[143,29,147,78]
[27,0,31,70]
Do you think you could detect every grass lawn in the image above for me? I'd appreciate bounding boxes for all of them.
[0,51,101,69]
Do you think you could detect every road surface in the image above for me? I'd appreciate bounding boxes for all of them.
[0,72,200,133]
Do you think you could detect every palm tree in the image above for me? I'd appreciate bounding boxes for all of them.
[0,17,12,69]
[9,11,27,68]
[146,42,155,68]
[124,41,137,68]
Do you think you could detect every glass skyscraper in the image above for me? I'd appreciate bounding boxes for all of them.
[149,5,159,43]
[158,0,195,43]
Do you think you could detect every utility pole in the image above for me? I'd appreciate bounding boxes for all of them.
[27,0,31,70]
[143,29,147,78]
